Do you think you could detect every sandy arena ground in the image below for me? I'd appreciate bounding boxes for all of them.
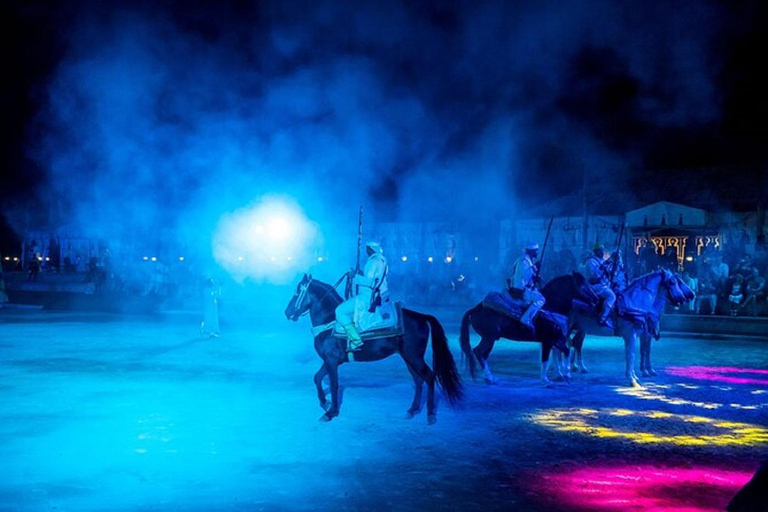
[1,306,766,511]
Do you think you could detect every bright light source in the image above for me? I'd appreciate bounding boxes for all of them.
[13,257,18,261]
[317,257,324,262]
[179,257,185,261]
[401,256,408,262]
[445,256,453,263]
[428,257,433,263]
[143,256,149,261]
[213,195,319,284]
[37,257,43,261]
[3,257,9,261]
[685,256,693,262]
[474,257,479,262]
[151,257,157,262]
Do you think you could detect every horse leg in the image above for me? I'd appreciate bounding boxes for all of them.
[406,357,437,424]
[551,345,571,384]
[474,337,498,385]
[320,362,341,421]
[404,363,424,419]
[540,344,554,387]
[570,330,588,373]
[624,331,642,388]
[314,362,329,411]
[640,333,657,377]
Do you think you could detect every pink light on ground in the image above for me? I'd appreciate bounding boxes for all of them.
[666,366,768,386]
[528,464,751,512]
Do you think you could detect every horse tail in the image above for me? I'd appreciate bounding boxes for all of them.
[423,313,463,405]
[460,305,478,379]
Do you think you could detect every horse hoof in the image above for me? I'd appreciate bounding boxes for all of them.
[427,415,437,425]
[648,369,657,377]
[404,411,416,420]
[629,379,642,388]
[319,413,333,422]
[580,368,589,374]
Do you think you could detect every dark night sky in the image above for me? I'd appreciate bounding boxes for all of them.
[1,0,767,249]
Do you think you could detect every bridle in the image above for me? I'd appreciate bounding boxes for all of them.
[290,272,347,321]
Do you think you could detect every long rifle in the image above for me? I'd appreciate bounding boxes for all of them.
[536,216,555,280]
[609,220,626,286]
[345,205,363,299]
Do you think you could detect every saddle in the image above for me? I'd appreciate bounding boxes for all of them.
[571,294,660,339]
[333,301,405,341]
[482,291,527,321]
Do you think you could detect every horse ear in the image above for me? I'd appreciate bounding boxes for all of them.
[308,273,312,281]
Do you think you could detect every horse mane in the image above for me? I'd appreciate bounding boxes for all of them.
[310,279,343,308]
[625,269,666,292]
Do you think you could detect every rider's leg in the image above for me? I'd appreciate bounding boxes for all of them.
[335,299,363,351]
[597,287,616,325]
[520,290,545,328]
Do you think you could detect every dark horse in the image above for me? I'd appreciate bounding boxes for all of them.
[547,269,694,387]
[460,272,598,386]
[284,274,463,424]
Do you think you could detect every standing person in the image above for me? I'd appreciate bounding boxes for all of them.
[586,243,616,326]
[27,240,40,282]
[335,241,389,351]
[200,278,221,338]
[681,270,698,313]
[508,241,545,330]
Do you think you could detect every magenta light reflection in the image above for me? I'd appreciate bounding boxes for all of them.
[530,465,751,512]
[665,366,768,386]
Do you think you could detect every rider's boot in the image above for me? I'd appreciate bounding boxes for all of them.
[519,306,538,334]
[342,324,364,351]
[598,306,613,327]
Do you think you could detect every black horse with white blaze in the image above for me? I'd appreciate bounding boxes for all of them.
[285,274,463,424]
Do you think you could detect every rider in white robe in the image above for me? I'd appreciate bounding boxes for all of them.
[509,241,545,329]
[335,241,389,351]
[586,243,616,325]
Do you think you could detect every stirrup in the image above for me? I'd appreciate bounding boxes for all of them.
[347,338,363,352]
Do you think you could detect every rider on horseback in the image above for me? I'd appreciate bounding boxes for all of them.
[586,243,616,326]
[335,241,389,351]
[508,241,545,330]
[607,249,628,292]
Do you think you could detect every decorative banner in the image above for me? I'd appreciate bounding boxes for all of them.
[530,408,768,446]
[615,383,764,411]
[665,366,768,386]
[526,464,752,512]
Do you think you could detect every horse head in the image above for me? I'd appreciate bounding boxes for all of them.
[659,269,690,307]
[285,273,313,321]
[572,271,600,306]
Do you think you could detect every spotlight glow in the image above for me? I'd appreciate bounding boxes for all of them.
[213,195,319,283]
[525,464,752,512]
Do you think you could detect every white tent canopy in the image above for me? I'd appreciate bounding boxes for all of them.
[625,201,707,228]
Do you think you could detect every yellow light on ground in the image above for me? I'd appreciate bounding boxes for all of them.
[530,408,768,447]
[616,383,761,411]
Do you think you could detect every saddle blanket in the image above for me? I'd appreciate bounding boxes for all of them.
[482,291,526,321]
[333,301,405,341]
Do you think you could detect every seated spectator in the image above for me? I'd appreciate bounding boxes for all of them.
[696,273,718,315]
[742,267,766,316]
[728,274,745,316]
[680,271,698,313]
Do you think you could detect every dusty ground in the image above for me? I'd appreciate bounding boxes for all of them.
[0,306,766,511]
